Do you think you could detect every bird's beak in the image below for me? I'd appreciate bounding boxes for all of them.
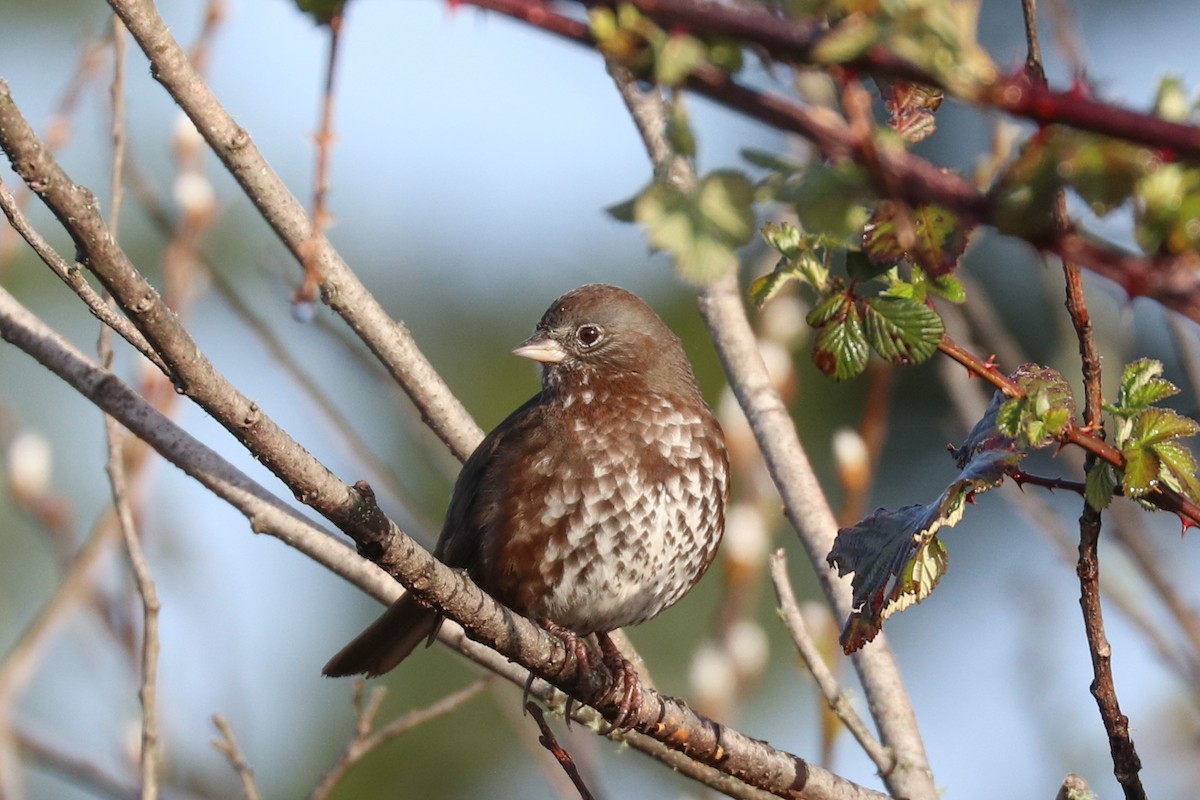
[513,331,566,363]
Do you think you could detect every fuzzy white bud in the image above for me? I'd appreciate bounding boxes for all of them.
[7,431,52,501]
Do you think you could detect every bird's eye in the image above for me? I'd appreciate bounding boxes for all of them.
[575,324,604,349]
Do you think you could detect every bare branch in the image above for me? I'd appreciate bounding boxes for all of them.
[768,551,892,775]
[310,679,490,800]
[212,715,260,800]
[105,0,483,461]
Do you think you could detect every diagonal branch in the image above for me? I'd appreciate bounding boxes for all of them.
[0,287,888,800]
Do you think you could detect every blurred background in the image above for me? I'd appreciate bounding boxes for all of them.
[2,0,1200,798]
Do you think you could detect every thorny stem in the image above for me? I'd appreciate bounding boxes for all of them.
[467,0,1200,328]
[1021,2,1144,798]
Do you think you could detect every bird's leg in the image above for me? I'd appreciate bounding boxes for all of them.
[527,619,594,725]
[596,631,642,730]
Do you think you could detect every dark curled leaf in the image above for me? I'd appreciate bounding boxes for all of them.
[828,441,1023,653]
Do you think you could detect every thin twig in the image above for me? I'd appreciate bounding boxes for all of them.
[526,703,597,800]
[310,679,490,800]
[0,178,167,373]
[768,550,893,775]
[13,726,139,800]
[296,8,344,309]
[1022,3,1144,795]
[212,715,261,800]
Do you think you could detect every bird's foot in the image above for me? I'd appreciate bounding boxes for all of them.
[596,631,642,731]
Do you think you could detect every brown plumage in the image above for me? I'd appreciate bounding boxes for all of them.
[323,284,729,717]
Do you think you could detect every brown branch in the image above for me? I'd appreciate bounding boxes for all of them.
[1022,6,1142,794]
[296,9,344,310]
[0,75,399,559]
[0,178,167,374]
[526,703,597,800]
[1076,508,1146,800]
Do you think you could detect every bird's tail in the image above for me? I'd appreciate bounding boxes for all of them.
[322,593,442,678]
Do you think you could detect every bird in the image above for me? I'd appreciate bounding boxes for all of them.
[323,283,729,725]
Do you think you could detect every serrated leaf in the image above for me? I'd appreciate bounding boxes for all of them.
[1128,407,1200,448]
[806,289,850,327]
[846,249,893,282]
[863,202,971,276]
[1122,447,1160,497]
[1155,441,1200,498]
[862,296,944,365]
[1115,358,1179,414]
[812,302,869,380]
[761,220,803,259]
[633,171,755,283]
[749,269,796,307]
[1086,463,1118,511]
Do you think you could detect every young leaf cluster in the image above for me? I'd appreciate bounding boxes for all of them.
[1089,359,1200,509]
[754,218,953,380]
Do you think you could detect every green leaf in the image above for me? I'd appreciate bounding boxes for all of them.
[811,299,869,380]
[1154,75,1193,123]
[1122,447,1161,497]
[812,13,879,64]
[846,249,893,282]
[1127,407,1200,449]
[1057,132,1149,216]
[862,296,944,365]
[1109,358,1179,419]
[997,364,1076,448]
[749,269,795,308]
[294,0,346,24]
[1155,441,1200,499]
[1085,463,1118,512]
[633,171,756,283]
[1135,163,1200,256]
[785,161,873,243]
[988,131,1062,240]
[667,100,697,159]
[656,33,707,87]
